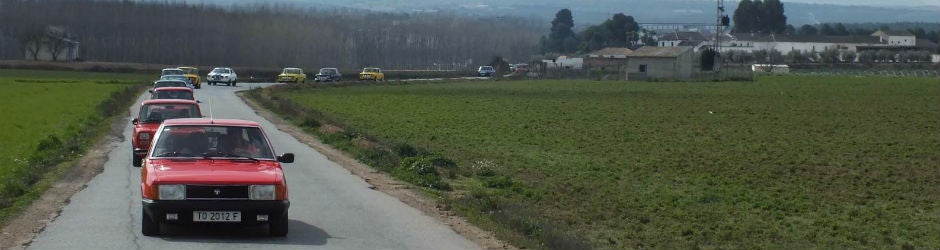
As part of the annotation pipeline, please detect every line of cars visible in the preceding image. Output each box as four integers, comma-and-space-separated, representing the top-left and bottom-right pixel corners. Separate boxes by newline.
476, 63, 529, 77
131, 69, 294, 237
275, 67, 386, 83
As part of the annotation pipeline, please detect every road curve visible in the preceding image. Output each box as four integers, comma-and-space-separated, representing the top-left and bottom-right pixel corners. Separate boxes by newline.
27, 83, 480, 250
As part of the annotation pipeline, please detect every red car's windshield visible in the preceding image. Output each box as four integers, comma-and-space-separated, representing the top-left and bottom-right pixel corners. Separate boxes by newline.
150, 125, 275, 159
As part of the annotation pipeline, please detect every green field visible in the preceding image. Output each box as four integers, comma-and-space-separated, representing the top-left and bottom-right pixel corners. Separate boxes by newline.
266, 76, 940, 249
0, 69, 147, 212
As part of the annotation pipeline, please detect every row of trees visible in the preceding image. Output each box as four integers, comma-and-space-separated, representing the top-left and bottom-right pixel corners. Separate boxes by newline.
540, 9, 641, 54
721, 49, 935, 64
732, 0, 787, 34
0, 0, 541, 69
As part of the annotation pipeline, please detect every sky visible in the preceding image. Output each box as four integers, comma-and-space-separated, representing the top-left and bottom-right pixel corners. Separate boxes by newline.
782, 0, 940, 7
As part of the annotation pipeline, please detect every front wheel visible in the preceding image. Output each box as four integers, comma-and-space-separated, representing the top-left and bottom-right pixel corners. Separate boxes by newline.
141, 208, 160, 236
270, 212, 288, 237
231, 81, 236, 86
132, 151, 142, 167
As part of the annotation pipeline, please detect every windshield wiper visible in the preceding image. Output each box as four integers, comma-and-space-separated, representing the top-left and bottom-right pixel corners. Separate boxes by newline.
201, 152, 260, 162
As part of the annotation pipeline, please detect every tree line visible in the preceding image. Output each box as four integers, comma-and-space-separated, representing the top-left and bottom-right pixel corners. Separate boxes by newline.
539, 9, 642, 54
0, 0, 542, 69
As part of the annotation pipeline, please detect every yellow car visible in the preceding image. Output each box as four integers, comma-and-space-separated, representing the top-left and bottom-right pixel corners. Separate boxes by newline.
359, 67, 385, 81
177, 67, 201, 89
277, 68, 307, 83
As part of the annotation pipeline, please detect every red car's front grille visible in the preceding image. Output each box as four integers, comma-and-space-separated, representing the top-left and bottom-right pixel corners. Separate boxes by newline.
185, 185, 249, 200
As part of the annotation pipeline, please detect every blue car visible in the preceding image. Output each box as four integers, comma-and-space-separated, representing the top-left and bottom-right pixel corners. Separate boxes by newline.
477, 66, 495, 77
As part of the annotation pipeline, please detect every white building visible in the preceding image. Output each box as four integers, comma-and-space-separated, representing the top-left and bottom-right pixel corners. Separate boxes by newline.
543, 56, 583, 69
717, 30, 921, 54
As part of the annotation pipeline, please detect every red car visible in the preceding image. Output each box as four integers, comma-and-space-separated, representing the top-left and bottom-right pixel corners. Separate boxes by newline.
139, 118, 294, 237
131, 99, 202, 167
150, 87, 195, 100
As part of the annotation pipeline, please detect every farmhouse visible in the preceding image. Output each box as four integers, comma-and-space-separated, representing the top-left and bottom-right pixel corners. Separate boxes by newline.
23, 27, 80, 62
584, 46, 693, 80
623, 46, 694, 80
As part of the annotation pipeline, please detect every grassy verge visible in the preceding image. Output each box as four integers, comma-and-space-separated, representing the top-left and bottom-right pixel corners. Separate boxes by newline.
248, 76, 940, 249
0, 69, 149, 224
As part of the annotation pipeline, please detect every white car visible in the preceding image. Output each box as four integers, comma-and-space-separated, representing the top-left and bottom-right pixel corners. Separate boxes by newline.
207, 67, 238, 86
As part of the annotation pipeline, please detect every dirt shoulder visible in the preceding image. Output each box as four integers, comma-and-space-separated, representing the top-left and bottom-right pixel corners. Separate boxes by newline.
0, 108, 129, 249
238, 92, 514, 250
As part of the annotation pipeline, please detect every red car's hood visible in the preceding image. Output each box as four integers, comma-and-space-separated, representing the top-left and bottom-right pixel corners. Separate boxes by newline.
149, 159, 282, 185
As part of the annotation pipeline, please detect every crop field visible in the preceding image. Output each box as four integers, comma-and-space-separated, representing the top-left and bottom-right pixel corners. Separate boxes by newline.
269, 76, 940, 249
0, 69, 146, 210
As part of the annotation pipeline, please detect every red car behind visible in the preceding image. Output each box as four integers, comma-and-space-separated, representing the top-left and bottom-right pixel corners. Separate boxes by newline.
131, 99, 202, 167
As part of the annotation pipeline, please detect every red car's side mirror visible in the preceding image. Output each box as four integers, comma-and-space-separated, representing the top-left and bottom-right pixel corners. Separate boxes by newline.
277, 153, 295, 164
131, 118, 139, 125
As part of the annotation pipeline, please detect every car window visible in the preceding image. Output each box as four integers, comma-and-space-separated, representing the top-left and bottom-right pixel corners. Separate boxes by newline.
320, 69, 336, 74
162, 69, 183, 76
139, 104, 200, 122
151, 125, 274, 159
154, 81, 187, 88
154, 91, 194, 100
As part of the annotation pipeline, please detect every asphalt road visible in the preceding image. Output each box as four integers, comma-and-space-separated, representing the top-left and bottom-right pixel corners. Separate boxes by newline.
27, 83, 480, 250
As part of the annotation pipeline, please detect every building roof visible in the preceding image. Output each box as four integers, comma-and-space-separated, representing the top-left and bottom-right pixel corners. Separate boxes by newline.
873, 30, 915, 37
627, 46, 692, 58
658, 32, 707, 42
590, 47, 633, 57
732, 34, 882, 44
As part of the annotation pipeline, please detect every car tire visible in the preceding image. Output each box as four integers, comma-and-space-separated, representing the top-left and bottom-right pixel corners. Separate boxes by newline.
141, 208, 160, 236
270, 212, 288, 237
231, 81, 236, 86
132, 151, 142, 167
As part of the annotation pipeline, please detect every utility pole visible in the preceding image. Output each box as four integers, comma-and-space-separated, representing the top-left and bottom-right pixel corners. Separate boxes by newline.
715, 0, 727, 72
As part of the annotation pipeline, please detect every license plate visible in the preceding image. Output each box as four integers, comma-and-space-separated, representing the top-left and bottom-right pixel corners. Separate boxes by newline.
193, 211, 241, 222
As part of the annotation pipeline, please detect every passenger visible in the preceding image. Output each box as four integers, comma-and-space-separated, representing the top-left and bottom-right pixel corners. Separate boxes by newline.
220, 127, 257, 157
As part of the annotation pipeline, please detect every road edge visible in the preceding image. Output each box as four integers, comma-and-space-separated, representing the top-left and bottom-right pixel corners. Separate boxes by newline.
0, 101, 131, 249
237, 91, 515, 250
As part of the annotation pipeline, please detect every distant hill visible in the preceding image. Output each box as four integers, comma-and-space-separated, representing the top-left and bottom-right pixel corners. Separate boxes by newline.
172, 0, 940, 27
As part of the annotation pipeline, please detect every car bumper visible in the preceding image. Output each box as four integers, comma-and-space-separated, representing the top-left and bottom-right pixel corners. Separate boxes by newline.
208, 76, 233, 82
142, 199, 289, 225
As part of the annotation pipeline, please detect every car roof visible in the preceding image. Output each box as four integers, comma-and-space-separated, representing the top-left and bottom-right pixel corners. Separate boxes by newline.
153, 87, 193, 92
141, 99, 199, 105
178, 66, 196, 69
284, 67, 301, 70
320, 67, 338, 70
212, 67, 232, 70
154, 80, 187, 83
162, 68, 182, 71
162, 118, 261, 127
